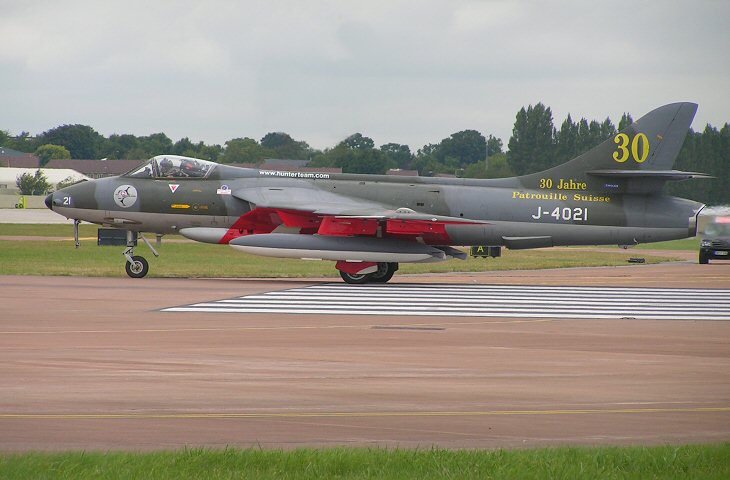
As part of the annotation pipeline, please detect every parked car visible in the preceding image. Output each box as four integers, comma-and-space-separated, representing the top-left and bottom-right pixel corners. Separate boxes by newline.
699, 218, 730, 264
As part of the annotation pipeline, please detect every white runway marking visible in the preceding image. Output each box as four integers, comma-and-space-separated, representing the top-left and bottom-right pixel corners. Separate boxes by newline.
162, 284, 730, 320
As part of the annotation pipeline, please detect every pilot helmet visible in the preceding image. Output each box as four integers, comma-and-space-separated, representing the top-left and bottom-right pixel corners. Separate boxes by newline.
159, 158, 173, 171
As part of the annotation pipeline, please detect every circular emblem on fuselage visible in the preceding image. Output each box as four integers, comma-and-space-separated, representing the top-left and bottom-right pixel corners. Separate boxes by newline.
114, 185, 138, 208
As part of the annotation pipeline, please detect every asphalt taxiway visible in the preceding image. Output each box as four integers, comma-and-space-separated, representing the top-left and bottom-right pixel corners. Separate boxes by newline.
1, 263, 729, 451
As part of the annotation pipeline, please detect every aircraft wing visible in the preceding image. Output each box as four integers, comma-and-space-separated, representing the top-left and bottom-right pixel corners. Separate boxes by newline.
228, 185, 486, 245
232, 186, 385, 215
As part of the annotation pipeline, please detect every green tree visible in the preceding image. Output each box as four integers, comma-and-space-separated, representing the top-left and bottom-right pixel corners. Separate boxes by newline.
310, 134, 392, 174
196, 142, 223, 161
411, 143, 444, 176
464, 152, 513, 179
260, 132, 311, 159
380, 143, 413, 169
463, 161, 487, 178
665, 123, 730, 205
411, 150, 450, 176
172, 137, 196, 156
553, 114, 616, 165
2, 131, 37, 153
34, 144, 71, 166
618, 112, 634, 131
339, 148, 390, 174
600, 117, 617, 139
507, 103, 555, 175
16, 169, 52, 195
575, 118, 614, 156
554, 114, 578, 164
487, 152, 513, 178
308, 149, 338, 169
437, 130, 486, 166
37, 124, 103, 159
124, 147, 150, 160
695, 124, 728, 205
487, 135, 503, 156
140, 133, 174, 157
221, 138, 274, 164
100, 134, 140, 159
342, 133, 375, 150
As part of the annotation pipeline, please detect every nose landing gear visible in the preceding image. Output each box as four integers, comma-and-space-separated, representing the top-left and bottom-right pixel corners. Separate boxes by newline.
122, 230, 159, 278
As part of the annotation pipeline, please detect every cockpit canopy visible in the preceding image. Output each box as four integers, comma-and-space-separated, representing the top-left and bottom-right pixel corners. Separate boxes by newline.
125, 155, 216, 179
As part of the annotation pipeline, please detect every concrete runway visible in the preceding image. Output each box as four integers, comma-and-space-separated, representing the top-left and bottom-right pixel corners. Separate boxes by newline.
1, 263, 729, 451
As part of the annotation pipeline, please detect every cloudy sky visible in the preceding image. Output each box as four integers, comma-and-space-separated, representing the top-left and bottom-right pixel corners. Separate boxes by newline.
2, 0, 728, 151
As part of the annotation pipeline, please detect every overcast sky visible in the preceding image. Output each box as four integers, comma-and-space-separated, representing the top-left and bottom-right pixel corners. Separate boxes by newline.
2, 0, 728, 152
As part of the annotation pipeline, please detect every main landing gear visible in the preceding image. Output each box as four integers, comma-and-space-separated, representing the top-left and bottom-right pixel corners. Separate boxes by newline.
338, 262, 398, 284
122, 230, 159, 278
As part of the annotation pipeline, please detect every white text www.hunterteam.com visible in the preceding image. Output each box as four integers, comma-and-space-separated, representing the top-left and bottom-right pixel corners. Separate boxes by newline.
258, 170, 331, 179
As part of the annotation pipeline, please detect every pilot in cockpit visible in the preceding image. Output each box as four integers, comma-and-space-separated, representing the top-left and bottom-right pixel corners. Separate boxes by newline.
159, 158, 175, 177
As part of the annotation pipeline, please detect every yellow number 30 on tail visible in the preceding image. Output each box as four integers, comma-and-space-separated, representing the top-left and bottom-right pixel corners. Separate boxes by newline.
613, 133, 650, 163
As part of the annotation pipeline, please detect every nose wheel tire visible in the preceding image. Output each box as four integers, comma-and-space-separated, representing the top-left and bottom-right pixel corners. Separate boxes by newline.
125, 255, 149, 278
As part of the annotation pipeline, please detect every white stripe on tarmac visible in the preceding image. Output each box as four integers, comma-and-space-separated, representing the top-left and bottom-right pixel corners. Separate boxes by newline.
162, 283, 730, 320
232, 295, 730, 307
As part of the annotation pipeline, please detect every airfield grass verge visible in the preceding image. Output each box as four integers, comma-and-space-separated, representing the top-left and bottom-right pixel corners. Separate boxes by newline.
0, 223, 682, 278
635, 237, 699, 250
2, 444, 730, 479
0, 223, 102, 237
0, 239, 678, 278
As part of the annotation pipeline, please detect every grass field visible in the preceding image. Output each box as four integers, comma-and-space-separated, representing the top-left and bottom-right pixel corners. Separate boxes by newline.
1, 444, 729, 479
635, 237, 700, 250
0, 223, 685, 277
0, 223, 102, 237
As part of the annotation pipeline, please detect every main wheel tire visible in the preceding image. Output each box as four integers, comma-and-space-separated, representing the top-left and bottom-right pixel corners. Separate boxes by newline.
125, 255, 149, 278
699, 252, 709, 264
339, 270, 371, 284
370, 262, 398, 283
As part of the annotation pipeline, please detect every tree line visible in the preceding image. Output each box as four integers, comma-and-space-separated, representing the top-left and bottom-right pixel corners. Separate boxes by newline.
2, 104, 728, 204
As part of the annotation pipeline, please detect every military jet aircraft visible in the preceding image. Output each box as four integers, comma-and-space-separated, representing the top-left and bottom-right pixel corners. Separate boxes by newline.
46, 102, 706, 283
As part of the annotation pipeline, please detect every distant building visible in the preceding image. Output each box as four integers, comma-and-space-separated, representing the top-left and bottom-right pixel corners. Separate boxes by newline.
0, 147, 40, 168
0, 168, 89, 194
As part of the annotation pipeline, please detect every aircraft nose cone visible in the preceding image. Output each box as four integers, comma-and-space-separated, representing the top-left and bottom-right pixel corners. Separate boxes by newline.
45, 193, 53, 210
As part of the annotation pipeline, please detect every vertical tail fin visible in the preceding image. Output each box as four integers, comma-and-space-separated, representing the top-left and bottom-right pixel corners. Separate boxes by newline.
518, 102, 702, 192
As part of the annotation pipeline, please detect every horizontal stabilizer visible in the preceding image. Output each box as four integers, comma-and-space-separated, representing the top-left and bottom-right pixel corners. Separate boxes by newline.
587, 169, 712, 181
